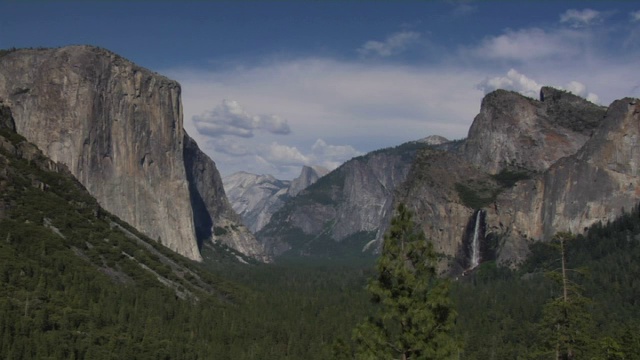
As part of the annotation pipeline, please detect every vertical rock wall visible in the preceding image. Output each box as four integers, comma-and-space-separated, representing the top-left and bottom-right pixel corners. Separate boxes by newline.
0, 46, 266, 262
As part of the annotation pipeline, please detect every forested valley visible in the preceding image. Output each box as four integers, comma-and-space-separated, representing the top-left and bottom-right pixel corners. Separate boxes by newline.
2, 125, 640, 359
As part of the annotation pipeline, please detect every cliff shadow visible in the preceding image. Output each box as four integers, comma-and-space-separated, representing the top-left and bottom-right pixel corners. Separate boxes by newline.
183, 143, 212, 251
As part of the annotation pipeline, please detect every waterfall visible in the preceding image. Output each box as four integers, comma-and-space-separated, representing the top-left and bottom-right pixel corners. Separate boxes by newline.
470, 210, 483, 269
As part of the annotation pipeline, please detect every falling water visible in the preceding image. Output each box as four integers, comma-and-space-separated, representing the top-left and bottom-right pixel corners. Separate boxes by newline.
470, 210, 483, 269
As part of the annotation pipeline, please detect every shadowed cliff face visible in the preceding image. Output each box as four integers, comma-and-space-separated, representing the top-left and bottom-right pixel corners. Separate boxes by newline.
183, 135, 269, 262
0, 46, 265, 262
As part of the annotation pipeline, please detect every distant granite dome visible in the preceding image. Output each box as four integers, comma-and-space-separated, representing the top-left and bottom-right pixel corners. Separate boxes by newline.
223, 165, 329, 233
416, 135, 449, 146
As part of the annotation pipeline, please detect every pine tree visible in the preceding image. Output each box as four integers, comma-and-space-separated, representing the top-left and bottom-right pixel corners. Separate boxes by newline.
353, 204, 459, 360
536, 232, 594, 360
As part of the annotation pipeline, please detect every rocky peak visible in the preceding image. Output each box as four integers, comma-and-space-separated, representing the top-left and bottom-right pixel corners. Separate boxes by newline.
223, 171, 290, 233
223, 165, 330, 234
288, 165, 329, 197
539, 86, 605, 133
416, 135, 449, 146
490, 96, 640, 265
461, 88, 606, 174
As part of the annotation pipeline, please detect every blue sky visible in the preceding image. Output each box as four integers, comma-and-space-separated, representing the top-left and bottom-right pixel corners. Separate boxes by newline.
2, 1, 640, 179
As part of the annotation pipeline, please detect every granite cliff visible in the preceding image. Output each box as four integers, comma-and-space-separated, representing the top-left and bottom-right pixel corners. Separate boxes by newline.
488, 96, 640, 265
0, 46, 266, 262
394, 88, 639, 271
256, 140, 438, 258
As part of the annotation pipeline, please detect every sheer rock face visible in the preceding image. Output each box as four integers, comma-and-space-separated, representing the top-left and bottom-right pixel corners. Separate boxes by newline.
393, 90, 638, 268
490, 98, 640, 264
183, 135, 268, 261
391, 149, 491, 257
0, 46, 265, 262
257, 147, 419, 257
461, 88, 606, 174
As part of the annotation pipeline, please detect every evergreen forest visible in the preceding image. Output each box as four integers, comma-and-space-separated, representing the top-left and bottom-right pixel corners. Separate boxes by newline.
2, 125, 640, 359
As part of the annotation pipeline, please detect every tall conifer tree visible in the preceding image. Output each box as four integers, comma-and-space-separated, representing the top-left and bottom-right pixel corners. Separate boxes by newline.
353, 204, 459, 359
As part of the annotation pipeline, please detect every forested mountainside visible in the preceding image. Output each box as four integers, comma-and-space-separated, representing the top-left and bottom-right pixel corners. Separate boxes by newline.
0, 45, 265, 262
0, 103, 372, 359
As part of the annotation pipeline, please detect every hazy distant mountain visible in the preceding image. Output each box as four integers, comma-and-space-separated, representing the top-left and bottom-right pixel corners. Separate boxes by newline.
223, 165, 329, 233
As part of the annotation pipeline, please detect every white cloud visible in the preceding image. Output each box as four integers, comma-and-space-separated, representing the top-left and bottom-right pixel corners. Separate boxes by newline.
631, 10, 640, 22
560, 9, 602, 27
472, 28, 583, 62
192, 99, 291, 138
477, 69, 542, 98
209, 137, 250, 156
564, 81, 599, 103
168, 18, 640, 179
258, 115, 291, 135
358, 31, 421, 57
261, 142, 310, 167
477, 70, 600, 104
311, 139, 362, 169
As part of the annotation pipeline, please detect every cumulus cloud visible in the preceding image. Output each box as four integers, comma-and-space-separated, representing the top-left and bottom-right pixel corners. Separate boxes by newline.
563, 81, 600, 103
631, 10, 640, 22
477, 70, 600, 103
208, 137, 250, 156
258, 142, 310, 167
311, 139, 362, 169
472, 28, 582, 62
252, 139, 362, 172
477, 69, 541, 98
193, 99, 291, 138
560, 9, 603, 27
358, 31, 421, 57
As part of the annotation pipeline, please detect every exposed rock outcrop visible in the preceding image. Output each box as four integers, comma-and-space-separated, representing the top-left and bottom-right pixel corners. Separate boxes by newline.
461, 87, 606, 174
489, 97, 640, 264
395, 89, 639, 270
287, 165, 329, 197
390, 149, 494, 259
0, 46, 265, 262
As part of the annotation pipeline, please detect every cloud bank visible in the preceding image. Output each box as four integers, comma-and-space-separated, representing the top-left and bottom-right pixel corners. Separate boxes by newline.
193, 99, 290, 138
167, 7, 640, 179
